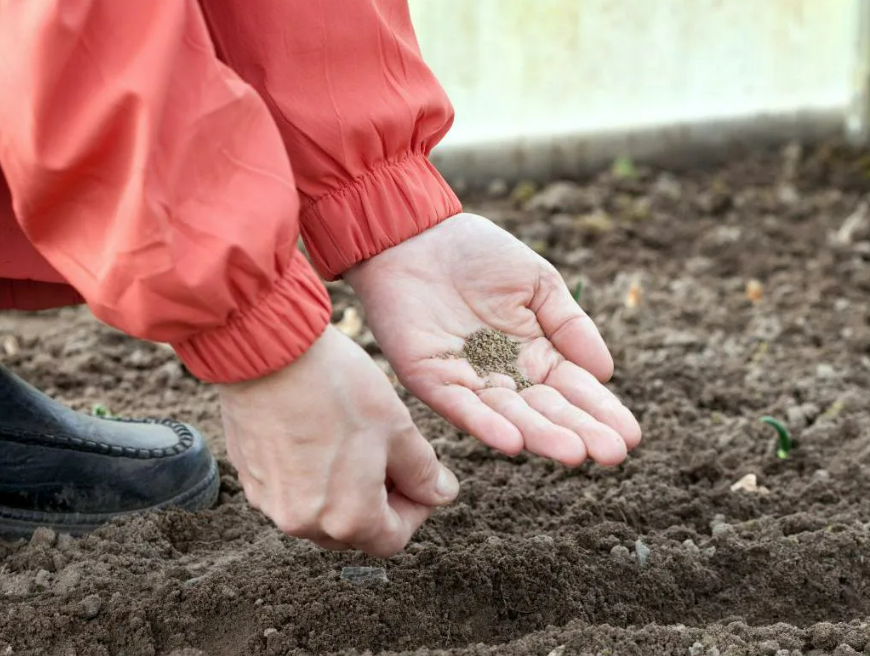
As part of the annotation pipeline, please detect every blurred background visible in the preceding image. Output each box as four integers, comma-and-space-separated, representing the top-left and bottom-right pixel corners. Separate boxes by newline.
408, 0, 869, 188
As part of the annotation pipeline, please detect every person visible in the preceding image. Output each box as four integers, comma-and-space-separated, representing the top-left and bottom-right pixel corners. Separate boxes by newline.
0, 1, 642, 558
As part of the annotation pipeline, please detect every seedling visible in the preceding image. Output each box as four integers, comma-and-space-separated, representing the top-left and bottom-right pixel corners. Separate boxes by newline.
91, 403, 115, 418
572, 280, 583, 302
760, 416, 793, 459
612, 155, 638, 180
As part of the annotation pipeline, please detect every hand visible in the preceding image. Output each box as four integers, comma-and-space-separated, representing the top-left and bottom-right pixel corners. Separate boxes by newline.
216, 325, 460, 557
346, 213, 641, 467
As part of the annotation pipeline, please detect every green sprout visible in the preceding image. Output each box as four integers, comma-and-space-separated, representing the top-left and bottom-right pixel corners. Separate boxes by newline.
760, 416, 792, 459
612, 155, 638, 180
572, 280, 583, 302
91, 403, 114, 418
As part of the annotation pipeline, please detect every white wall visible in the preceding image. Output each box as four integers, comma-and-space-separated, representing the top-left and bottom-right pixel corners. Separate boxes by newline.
408, 0, 865, 183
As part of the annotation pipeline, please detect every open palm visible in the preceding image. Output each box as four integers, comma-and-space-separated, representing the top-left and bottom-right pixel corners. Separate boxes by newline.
345, 213, 641, 466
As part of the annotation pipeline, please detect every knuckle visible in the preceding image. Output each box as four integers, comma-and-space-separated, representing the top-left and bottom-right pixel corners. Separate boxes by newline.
321, 513, 372, 545
271, 509, 315, 538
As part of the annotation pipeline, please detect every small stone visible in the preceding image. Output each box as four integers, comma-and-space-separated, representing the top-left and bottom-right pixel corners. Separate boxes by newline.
610, 545, 631, 561
758, 640, 780, 655
525, 181, 583, 213
531, 535, 554, 548
746, 279, 764, 303
702, 546, 716, 558
30, 526, 57, 548
814, 469, 831, 481
689, 642, 704, 656
79, 594, 102, 620
682, 539, 700, 554
712, 522, 734, 537
56, 533, 76, 552
263, 628, 278, 638
816, 363, 837, 379
485, 535, 502, 546
634, 540, 651, 567
254, 598, 264, 606
34, 569, 52, 589
730, 473, 759, 493
340, 567, 388, 585
547, 647, 566, 656
786, 405, 808, 428
833, 645, 860, 656
335, 307, 364, 339
1, 335, 19, 356
487, 178, 509, 198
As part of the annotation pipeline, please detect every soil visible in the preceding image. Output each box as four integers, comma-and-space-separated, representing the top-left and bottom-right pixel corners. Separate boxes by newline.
3, 140, 870, 655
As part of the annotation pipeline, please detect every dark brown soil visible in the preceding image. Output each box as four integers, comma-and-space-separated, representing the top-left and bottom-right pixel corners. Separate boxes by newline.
3, 140, 870, 656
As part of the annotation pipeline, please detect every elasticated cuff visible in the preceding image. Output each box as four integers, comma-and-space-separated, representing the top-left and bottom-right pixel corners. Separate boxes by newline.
299, 153, 462, 280
171, 249, 332, 384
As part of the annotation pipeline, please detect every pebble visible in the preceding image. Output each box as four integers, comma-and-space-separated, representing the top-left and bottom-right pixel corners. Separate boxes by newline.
531, 535, 555, 548
689, 642, 704, 656
56, 533, 75, 552
634, 540, 651, 567
34, 569, 51, 589
79, 594, 102, 620
682, 539, 700, 555
340, 567, 388, 585
815, 363, 837, 379
712, 522, 734, 537
610, 545, 631, 561
729, 473, 759, 493
487, 178, 509, 198
30, 527, 57, 548
833, 645, 860, 656
263, 628, 278, 638
786, 405, 808, 428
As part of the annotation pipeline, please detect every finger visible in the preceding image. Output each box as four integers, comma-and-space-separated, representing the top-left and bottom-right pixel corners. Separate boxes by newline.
386, 422, 460, 506
478, 387, 585, 466
533, 271, 614, 381
239, 477, 264, 510
423, 384, 524, 455
342, 490, 433, 559
309, 537, 353, 551
522, 385, 627, 466
546, 361, 642, 450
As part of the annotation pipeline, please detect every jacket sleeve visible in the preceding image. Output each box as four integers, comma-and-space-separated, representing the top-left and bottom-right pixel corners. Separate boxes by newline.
199, 0, 463, 281
0, 0, 331, 384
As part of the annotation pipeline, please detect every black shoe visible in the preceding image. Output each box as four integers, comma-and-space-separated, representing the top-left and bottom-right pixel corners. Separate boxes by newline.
0, 364, 219, 539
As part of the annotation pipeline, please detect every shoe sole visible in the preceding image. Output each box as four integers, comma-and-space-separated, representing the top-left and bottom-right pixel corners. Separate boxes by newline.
0, 457, 220, 540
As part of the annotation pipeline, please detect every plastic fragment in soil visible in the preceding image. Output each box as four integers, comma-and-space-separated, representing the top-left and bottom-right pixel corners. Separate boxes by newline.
340, 567, 388, 585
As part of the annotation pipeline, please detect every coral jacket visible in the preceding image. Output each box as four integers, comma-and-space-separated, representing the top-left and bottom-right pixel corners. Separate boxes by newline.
0, 0, 461, 383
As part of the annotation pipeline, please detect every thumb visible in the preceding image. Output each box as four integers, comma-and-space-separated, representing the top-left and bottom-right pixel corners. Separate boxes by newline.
387, 427, 460, 507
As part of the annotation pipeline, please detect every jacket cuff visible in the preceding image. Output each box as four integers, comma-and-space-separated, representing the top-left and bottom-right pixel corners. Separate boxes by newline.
300, 153, 462, 280
171, 249, 331, 384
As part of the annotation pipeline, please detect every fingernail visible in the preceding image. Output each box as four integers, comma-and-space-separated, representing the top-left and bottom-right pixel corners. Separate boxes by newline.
436, 464, 460, 501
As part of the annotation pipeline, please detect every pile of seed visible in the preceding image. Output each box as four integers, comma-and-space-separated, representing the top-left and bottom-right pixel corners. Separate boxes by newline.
443, 328, 532, 391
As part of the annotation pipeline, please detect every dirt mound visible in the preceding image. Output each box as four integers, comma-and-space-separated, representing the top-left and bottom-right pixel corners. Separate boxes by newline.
3, 140, 870, 656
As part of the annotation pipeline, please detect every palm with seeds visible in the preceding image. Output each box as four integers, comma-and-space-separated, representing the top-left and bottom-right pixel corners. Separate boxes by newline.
346, 213, 641, 466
